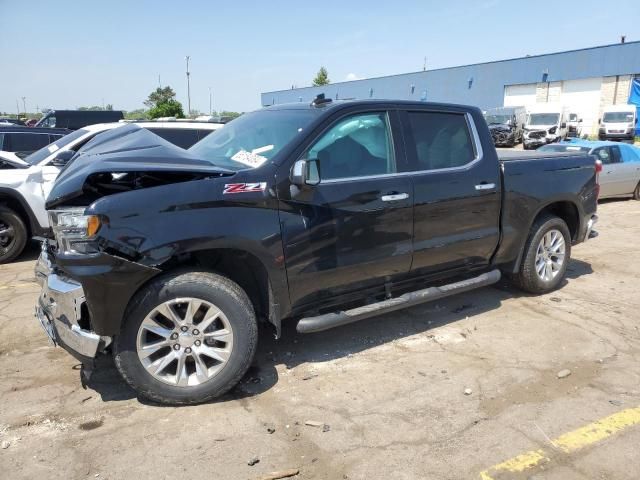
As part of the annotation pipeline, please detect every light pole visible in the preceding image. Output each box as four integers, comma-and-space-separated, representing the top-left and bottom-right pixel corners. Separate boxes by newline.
21, 97, 26, 115
209, 86, 213, 116
185, 56, 191, 116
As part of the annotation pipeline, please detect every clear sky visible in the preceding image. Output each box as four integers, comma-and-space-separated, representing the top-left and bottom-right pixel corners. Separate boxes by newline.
1, 0, 638, 115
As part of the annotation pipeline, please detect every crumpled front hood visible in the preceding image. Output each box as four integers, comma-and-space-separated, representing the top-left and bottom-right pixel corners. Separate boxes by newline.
488, 124, 513, 132
47, 124, 233, 208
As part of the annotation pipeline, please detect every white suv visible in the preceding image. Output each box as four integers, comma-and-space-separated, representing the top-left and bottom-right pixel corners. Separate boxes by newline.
0, 121, 223, 263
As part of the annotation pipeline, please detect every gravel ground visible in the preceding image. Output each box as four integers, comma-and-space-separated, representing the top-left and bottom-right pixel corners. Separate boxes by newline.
0, 199, 639, 480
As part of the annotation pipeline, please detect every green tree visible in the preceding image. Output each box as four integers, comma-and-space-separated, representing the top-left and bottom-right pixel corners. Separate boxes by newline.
148, 99, 184, 119
144, 86, 178, 109
124, 108, 150, 120
219, 111, 241, 120
312, 67, 330, 86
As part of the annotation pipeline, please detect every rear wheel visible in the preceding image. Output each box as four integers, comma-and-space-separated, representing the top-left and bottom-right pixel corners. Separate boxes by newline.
0, 206, 27, 264
634, 182, 640, 200
114, 271, 258, 405
511, 215, 571, 294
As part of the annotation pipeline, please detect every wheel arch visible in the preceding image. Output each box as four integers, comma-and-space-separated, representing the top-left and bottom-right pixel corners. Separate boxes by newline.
0, 188, 39, 237
508, 199, 581, 274
129, 247, 284, 338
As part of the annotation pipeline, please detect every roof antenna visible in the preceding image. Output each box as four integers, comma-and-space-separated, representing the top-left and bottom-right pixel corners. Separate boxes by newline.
311, 93, 332, 107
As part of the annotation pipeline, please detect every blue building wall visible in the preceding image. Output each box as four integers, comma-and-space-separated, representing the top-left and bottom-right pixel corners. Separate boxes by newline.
261, 41, 640, 109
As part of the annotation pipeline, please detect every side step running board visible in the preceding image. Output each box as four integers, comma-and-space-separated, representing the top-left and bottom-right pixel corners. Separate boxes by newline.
296, 269, 501, 334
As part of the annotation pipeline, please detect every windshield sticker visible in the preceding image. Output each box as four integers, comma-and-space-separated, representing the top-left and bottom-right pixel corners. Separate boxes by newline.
223, 182, 267, 194
231, 150, 269, 168
47, 144, 59, 153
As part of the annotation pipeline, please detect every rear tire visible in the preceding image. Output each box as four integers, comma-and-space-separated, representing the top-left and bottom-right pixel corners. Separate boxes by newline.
634, 182, 640, 200
0, 206, 28, 264
511, 215, 571, 294
114, 271, 258, 405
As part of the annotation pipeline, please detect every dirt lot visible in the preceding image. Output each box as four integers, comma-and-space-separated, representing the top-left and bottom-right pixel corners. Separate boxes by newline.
1, 200, 639, 480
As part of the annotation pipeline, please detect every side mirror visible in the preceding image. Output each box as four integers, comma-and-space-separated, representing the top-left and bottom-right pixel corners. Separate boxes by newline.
50, 150, 75, 166
290, 159, 320, 186
598, 118, 601, 124
560, 122, 567, 129
578, 118, 583, 123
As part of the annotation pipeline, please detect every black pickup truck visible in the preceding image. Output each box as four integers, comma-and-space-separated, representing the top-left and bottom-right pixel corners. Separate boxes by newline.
35, 98, 599, 404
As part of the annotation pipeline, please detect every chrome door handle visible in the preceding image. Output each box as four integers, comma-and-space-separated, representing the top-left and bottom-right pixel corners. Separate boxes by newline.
381, 193, 409, 202
475, 183, 496, 191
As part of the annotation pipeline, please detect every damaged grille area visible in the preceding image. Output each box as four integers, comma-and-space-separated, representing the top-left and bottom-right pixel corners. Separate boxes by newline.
527, 130, 546, 139
69, 170, 225, 205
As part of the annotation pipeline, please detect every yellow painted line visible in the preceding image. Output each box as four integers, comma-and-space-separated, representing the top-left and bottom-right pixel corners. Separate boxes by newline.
552, 405, 640, 453
479, 450, 548, 479
0, 282, 36, 290
480, 405, 640, 479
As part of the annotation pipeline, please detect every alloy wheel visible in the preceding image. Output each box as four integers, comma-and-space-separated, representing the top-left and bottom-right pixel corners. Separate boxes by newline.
136, 297, 234, 387
535, 229, 566, 282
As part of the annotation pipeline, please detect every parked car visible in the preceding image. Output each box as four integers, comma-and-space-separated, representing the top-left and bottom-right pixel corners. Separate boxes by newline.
0, 126, 70, 158
538, 139, 640, 199
566, 112, 583, 138
523, 104, 570, 150
0, 121, 223, 263
35, 97, 599, 404
484, 106, 526, 147
598, 104, 637, 142
35, 110, 125, 129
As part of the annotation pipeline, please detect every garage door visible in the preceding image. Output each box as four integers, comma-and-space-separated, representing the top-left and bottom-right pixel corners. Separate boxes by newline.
560, 77, 602, 137
504, 83, 537, 108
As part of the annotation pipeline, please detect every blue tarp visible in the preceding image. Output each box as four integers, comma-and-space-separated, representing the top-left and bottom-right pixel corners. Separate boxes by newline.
629, 78, 640, 136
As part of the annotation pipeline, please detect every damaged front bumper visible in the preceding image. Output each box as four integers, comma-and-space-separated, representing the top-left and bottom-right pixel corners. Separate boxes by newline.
34, 244, 111, 365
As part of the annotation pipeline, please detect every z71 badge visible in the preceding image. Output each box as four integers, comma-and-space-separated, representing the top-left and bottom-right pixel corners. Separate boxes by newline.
223, 182, 267, 194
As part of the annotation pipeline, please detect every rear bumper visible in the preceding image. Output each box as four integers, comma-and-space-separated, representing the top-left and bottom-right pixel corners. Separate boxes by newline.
581, 214, 598, 243
34, 247, 109, 363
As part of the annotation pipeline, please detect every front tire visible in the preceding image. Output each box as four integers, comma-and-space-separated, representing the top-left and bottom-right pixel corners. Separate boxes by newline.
0, 206, 28, 264
114, 271, 258, 405
511, 215, 571, 294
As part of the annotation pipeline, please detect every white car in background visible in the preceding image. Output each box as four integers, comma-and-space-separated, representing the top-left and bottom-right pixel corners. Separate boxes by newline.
0, 121, 223, 263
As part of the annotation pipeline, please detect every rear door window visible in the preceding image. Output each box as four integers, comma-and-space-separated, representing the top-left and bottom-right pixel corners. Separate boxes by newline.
609, 146, 622, 163
406, 111, 476, 171
6, 133, 52, 153
148, 128, 200, 149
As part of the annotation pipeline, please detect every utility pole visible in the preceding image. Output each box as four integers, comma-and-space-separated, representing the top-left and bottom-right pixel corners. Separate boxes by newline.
16, 99, 20, 117
423, 57, 427, 71
185, 56, 191, 116
158, 74, 162, 88
21, 97, 27, 115
209, 86, 213, 115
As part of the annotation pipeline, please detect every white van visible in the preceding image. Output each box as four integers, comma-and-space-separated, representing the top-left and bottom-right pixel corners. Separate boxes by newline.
523, 104, 569, 150
599, 104, 637, 142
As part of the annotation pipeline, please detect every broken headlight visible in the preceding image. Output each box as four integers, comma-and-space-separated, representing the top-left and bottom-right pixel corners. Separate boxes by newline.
49, 208, 102, 254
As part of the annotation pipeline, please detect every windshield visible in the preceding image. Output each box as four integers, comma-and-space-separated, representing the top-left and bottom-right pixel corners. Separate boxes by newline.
602, 112, 634, 123
22, 128, 89, 165
538, 144, 591, 153
528, 113, 559, 126
188, 109, 319, 170
484, 114, 512, 125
